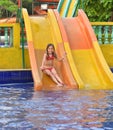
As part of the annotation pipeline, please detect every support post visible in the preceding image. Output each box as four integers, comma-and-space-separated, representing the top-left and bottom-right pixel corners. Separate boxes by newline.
19, 0, 25, 68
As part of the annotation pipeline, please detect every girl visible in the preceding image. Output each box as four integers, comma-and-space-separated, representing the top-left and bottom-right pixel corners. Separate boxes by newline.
40, 43, 66, 87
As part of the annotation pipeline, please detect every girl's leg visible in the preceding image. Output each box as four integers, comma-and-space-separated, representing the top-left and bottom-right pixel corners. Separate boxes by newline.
51, 68, 64, 85
43, 69, 63, 86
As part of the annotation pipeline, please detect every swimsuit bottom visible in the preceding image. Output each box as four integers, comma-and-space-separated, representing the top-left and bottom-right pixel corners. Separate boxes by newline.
42, 67, 53, 72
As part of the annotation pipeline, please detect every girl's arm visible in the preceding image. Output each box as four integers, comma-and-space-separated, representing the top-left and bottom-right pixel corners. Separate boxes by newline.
40, 53, 46, 70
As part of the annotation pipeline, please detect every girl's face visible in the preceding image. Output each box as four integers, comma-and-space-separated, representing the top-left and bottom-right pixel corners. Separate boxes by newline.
47, 45, 54, 54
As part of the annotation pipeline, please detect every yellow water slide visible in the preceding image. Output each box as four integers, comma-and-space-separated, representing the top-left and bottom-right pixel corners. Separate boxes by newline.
22, 8, 77, 91
54, 9, 113, 89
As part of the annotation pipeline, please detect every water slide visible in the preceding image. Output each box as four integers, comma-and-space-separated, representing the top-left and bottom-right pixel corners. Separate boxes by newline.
57, 0, 79, 17
54, 9, 113, 89
22, 8, 77, 91
22, 7, 113, 90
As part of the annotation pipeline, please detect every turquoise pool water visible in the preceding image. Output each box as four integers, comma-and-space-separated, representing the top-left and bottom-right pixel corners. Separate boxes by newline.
0, 84, 113, 129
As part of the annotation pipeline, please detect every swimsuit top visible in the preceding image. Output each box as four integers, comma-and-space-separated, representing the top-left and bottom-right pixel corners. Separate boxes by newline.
46, 55, 54, 60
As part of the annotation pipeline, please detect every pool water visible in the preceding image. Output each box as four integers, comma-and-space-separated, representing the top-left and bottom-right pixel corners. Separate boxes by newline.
0, 84, 113, 129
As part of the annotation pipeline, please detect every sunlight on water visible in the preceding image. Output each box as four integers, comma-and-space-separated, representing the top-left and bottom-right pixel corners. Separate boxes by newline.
0, 84, 113, 129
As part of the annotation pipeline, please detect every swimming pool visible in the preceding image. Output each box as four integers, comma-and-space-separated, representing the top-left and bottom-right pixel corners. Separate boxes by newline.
0, 84, 113, 129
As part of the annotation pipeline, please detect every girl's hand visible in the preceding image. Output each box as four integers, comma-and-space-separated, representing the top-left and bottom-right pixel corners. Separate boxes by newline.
40, 66, 44, 70
60, 52, 67, 61
63, 52, 67, 59
64, 52, 67, 56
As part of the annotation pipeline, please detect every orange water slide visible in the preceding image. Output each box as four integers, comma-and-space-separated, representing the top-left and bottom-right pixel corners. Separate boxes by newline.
54, 9, 113, 89
22, 8, 77, 91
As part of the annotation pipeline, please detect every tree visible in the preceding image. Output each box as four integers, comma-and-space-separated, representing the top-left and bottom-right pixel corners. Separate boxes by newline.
80, 0, 113, 22
0, 0, 18, 18
0, 0, 32, 18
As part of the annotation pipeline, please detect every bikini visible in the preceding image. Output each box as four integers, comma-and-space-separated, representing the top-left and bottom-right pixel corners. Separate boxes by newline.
46, 55, 54, 60
42, 55, 54, 72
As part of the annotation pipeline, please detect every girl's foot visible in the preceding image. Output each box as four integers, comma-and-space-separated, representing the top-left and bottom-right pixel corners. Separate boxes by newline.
61, 83, 66, 87
57, 83, 63, 87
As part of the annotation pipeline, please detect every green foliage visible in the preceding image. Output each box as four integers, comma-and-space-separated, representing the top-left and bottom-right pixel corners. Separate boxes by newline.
0, 0, 32, 18
79, 0, 113, 21
0, 0, 18, 18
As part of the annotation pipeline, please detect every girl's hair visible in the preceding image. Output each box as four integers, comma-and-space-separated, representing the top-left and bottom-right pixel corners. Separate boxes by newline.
46, 43, 57, 58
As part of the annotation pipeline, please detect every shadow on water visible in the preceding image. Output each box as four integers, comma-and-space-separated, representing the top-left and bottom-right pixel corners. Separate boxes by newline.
0, 84, 113, 129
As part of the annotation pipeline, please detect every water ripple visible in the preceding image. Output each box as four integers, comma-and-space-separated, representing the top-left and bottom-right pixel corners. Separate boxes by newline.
0, 86, 113, 129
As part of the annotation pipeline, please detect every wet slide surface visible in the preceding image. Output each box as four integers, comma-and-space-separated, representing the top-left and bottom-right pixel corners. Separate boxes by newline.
54, 10, 113, 89
22, 8, 77, 91
63, 18, 105, 89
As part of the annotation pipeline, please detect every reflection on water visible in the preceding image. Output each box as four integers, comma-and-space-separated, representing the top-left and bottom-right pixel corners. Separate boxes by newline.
0, 84, 113, 129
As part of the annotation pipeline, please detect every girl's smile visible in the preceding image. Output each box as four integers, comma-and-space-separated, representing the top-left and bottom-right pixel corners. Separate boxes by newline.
48, 46, 54, 54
